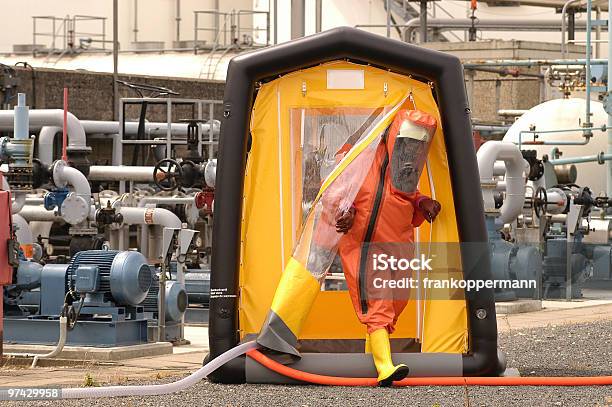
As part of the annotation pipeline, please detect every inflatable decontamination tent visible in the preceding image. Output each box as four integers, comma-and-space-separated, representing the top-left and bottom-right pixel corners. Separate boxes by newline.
208, 27, 501, 383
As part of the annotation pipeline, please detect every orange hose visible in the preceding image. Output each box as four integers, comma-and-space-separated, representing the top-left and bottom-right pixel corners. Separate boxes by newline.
246, 349, 612, 386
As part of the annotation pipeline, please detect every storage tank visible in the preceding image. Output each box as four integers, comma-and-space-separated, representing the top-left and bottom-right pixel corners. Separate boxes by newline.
503, 98, 608, 195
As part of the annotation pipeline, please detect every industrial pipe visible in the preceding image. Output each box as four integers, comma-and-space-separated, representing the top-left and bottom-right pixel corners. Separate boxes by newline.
561, 0, 583, 58
403, 18, 591, 43
18, 205, 62, 222
1, 174, 26, 213
88, 166, 155, 182
608, 0, 612, 195
14, 93, 28, 141
80, 120, 220, 136
477, 141, 527, 226
50, 160, 92, 225
12, 213, 33, 258
0, 109, 87, 151
473, 125, 511, 133
119, 206, 182, 229
498, 110, 528, 117
38, 121, 219, 166
549, 152, 612, 166
12, 192, 25, 213
493, 162, 506, 176
585, 0, 593, 132
463, 66, 543, 78
53, 161, 91, 205
515, 126, 606, 149
38, 126, 61, 165
118, 206, 182, 261
137, 196, 195, 208
464, 59, 608, 68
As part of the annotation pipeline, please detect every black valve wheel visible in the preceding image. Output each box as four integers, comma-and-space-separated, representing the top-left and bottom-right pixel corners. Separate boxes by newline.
154, 158, 183, 191
533, 187, 548, 218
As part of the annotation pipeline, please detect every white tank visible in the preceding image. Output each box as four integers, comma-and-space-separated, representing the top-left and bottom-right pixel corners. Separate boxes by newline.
503, 98, 608, 195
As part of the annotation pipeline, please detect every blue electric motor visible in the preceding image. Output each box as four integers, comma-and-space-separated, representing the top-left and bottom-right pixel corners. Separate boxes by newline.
66, 250, 152, 306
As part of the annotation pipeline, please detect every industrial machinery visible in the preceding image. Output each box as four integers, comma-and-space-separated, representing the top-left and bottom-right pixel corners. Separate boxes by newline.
4, 250, 152, 346
0, 92, 213, 350
479, 140, 612, 300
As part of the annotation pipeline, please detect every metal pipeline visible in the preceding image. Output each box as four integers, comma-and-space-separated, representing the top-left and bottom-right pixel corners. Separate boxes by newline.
1, 174, 27, 213
88, 166, 155, 182
515, 126, 606, 149
561, 0, 584, 58
549, 152, 612, 165
585, 0, 593, 131
12, 213, 32, 242
473, 125, 511, 133
38, 120, 219, 166
38, 126, 61, 165
53, 161, 92, 206
477, 142, 527, 226
119, 206, 182, 229
607, 0, 612, 195
18, 205, 62, 222
11, 192, 26, 213
464, 59, 608, 68
493, 162, 506, 176
403, 18, 589, 42
498, 109, 528, 117
463, 66, 543, 78
13, 93, 29, 141
79, 120, 220, 136
137, 196, 195, 208
0, 109, 87, 151
119, 206, 182, 259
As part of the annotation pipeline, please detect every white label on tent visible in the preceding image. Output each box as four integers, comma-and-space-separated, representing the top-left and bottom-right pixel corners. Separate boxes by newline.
326, 69, 365, 90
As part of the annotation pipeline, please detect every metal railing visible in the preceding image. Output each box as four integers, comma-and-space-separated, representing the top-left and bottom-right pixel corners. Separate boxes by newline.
32, 15, 108, 54
194, 9, 270, 49
117, 96, 222, 193
360, 0, 461, 43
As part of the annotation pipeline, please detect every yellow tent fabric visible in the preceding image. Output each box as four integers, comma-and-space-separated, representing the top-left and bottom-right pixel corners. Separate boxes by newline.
240, 60, 468, 353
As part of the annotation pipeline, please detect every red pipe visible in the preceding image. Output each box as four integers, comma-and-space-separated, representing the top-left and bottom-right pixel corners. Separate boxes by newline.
246, 349, 612, 386
62, 87, 68, 162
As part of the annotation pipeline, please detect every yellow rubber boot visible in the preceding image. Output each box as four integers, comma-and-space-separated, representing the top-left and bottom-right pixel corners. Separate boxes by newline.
369, 329, 410, 386
364, 333, 371, 354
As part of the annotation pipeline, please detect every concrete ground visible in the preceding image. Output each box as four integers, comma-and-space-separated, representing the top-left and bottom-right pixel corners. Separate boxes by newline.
0, 326, 209, 387
1, 300, 611, 405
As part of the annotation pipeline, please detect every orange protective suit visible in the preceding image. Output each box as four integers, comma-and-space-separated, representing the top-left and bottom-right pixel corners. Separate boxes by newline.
338, 109, 437, 334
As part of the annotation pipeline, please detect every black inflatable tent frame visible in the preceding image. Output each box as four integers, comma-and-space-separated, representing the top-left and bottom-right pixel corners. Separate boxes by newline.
208, 26, 499, 384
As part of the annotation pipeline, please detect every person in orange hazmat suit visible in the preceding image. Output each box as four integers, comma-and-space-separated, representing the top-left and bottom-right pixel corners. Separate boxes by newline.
334, 109, 441, 386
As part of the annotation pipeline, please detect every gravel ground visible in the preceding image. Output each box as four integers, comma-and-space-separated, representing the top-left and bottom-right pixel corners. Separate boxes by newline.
4, 320, 612, 407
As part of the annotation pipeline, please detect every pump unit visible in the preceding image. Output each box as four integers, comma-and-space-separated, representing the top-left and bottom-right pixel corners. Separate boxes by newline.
3, 250, 154, 346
